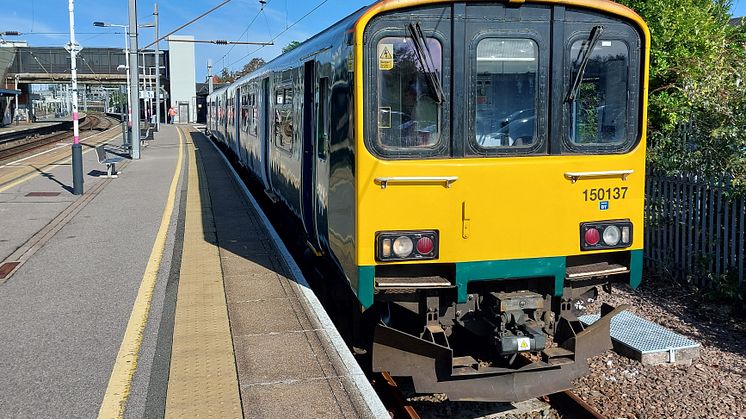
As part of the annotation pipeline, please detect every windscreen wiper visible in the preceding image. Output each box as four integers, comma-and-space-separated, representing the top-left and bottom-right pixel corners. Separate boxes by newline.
566, 25, 604, 102
408, 22, 444, 104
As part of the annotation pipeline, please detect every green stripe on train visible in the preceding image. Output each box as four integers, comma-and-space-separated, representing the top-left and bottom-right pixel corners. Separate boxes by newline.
357, 249, 643, 307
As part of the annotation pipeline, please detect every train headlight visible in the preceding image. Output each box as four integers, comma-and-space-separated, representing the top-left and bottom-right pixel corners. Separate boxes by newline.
392, 236, 414, 258
580, 221, 632, 250
376, 230, 439, 261
602, 225, 621, 246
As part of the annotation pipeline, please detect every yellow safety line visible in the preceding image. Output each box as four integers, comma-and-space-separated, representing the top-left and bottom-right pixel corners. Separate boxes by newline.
97, 127, 184, 419
0, 134, 117, 193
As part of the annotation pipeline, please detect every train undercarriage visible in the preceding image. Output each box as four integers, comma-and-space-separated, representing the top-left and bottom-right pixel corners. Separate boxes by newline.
368, 270, 629, 402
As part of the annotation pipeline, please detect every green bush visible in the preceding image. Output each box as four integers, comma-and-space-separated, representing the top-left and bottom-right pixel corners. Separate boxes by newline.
619, 0, 746, 182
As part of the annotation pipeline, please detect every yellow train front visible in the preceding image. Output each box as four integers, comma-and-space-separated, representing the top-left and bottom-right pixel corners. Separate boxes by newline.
206, 0, 649, 402
354, 0, 648, 401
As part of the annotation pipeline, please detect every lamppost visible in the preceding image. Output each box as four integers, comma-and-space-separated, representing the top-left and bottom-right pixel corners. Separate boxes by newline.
93, 22, 132, 140
93, 20, 153, 156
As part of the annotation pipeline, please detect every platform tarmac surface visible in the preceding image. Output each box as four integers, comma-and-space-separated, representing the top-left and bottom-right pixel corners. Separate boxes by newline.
0, 124, 386, 418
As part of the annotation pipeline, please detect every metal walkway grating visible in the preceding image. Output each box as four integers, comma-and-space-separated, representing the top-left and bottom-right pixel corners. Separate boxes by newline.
579, 311, 700, 360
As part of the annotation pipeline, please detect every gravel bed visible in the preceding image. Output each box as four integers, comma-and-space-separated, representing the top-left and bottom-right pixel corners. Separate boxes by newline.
574, 277, 746, 418
401, 276, 745, 418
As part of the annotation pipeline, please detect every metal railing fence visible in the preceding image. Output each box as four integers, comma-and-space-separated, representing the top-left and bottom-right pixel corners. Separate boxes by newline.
645, 171, 745, 294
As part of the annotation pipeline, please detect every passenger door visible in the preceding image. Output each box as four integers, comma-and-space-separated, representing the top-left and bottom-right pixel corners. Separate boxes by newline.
302, 61, 322, 253
259, 78, 271, 191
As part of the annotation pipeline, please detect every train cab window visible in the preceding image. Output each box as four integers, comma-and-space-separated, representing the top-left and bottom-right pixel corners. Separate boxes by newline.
375, 36, 443, 151
566, 38, 632, 149
473, 38, 539, 150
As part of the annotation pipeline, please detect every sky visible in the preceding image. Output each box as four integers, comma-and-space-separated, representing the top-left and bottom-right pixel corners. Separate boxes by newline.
2, 0, 746, 82
1, 0, 372, 81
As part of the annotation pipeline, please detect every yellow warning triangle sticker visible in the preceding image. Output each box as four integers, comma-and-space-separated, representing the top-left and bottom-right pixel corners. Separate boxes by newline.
380, 47, 392, 60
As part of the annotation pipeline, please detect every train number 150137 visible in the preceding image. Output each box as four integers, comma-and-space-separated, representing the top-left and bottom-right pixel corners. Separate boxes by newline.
583, 187, 628, 201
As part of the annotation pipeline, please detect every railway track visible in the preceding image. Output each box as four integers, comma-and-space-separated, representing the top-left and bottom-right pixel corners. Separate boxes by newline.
545, 390, 606, 419
0, 115, 118, 162
374, 370, 606, 419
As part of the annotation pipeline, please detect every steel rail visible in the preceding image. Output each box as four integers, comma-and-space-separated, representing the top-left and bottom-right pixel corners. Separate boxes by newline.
0, 115, 116, 162
371, 372, 420, 419
546, 390, 606, 419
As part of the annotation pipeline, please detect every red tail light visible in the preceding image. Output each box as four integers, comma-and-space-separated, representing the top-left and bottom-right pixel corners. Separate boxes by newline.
584, 227, 600, 246
416, 237, 434, 255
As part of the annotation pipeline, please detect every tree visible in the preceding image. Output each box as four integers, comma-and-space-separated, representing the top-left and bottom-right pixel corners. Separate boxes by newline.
282, 40, 302, 53
217, 67, 236, 83
237, 58, 266, 78
618, 0, 746, 180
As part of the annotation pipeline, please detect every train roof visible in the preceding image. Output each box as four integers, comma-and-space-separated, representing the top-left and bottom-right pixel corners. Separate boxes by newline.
209, 3, 371, 97
208, 0, 646, 97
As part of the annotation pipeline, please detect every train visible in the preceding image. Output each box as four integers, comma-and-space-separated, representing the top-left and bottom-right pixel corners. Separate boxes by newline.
206, 0, 649, 402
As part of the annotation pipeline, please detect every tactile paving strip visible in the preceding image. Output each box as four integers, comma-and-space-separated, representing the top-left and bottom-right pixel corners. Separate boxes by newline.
165, 135, 242, 418
579, 311, 700, 354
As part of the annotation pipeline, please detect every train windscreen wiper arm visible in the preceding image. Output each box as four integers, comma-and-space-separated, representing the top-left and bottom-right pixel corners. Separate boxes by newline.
408, 22, 444, 104
567, 25, 604, 102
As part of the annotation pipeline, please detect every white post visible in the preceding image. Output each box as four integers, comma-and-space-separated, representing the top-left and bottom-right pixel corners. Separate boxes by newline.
13, 75, 19, 124
67, 0, 84, 194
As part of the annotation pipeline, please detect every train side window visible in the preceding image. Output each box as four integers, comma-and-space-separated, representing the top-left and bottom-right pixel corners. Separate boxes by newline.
472, 38, 539, 150
375, 36, 442, 151
566, 39, 630, 148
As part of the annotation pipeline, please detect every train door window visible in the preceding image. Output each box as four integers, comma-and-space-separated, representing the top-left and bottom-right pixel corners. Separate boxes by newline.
317, 77, 329, 159
274, 86, 293, 152
249, 93, 259, 135
375, 36, 444, 152
250, 91, 258, 136
565, 38, 632, 150
241, 88, 249, 133
471, 38, 540, 151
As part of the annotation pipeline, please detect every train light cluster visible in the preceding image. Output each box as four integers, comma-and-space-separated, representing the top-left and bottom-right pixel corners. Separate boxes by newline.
377, 230, 439, 261
581, 221, 632, 250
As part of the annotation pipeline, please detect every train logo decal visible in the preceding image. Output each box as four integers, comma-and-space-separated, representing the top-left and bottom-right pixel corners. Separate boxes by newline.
600, 201, 609, 210
378, 44, 393, 70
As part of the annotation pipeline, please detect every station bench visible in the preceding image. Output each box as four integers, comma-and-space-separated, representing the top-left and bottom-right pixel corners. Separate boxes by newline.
95, 144, 124, 178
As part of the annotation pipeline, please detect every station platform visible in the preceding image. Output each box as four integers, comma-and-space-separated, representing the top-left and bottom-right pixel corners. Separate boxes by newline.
0, 120, 68, 138
0, 125, 387, 418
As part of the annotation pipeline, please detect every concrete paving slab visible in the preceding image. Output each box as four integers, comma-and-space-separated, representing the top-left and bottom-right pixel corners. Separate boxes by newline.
224, 273, 289, 302
233, 331, 331, 385
240, 377, 362, 419
219, 250, 282, 277
228, 298, 312, 335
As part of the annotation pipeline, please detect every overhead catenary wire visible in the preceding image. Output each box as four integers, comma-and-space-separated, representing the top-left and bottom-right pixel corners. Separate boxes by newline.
227, 0, 330, 68
170, 39, 273, 45
142, 0, 233, 49
217, 0, 275, 67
